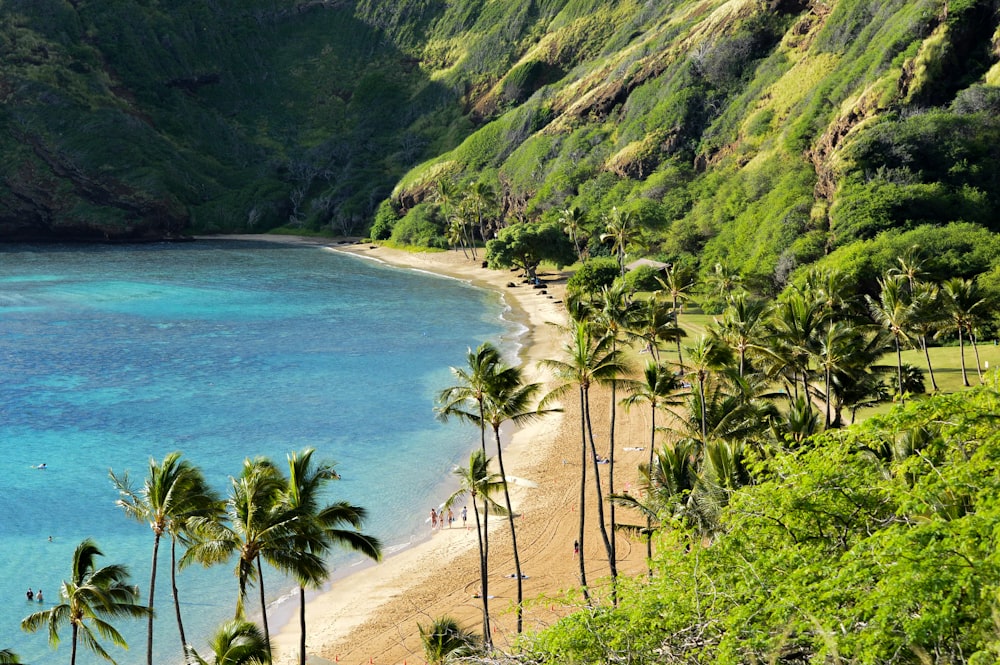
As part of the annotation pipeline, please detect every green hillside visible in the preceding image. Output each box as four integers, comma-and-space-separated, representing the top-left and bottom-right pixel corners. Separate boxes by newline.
2, 0, 1000, 287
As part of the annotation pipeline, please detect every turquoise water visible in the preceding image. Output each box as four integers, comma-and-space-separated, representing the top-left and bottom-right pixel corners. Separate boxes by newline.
0, 241, 519, 663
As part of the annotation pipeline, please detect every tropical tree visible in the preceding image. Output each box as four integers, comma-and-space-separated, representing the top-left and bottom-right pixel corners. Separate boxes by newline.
615, 439, 701, 536
656, 263, 697, 366
559, 206, 587, 262
711, 292, 770, 378
21, 539, 149, 665
465, 181, 496, 244
443, 449, 506, 648
110, 451, 220, 662
765, 290, 827, 400
541, 322, 627, 601
418, 616, 480, 665
909, 280, 942, 391
183, 457, 306, 659
684, 335, 735, 442
812, 321, 856, 428
437, 343, 505, 455
0, 649, 20, 664
619, 361, 687, 568
479, 365, 550, 632
282, 449, 382, 665
485, 220, 577, 281
599, 207, 635, 277
184, 619, 268, 665
940, 277, 988, 386
590, 283, 642, 592
630, 292, 684, 360
867, 276, 915, 401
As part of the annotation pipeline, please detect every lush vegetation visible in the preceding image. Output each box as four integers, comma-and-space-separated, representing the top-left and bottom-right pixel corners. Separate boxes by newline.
418, 245, 1000, 664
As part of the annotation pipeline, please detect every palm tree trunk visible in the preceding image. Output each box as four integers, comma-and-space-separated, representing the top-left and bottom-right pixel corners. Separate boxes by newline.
585, 394, 617, 597
577, 386, 590, 603
673, 296, 683, 367
972, 331, 983, 381
921, 336, 939, 391
959, 329, 969, 386
478, 401, 487, 454
895, 337, 904, 403
472, 494, 491, 647
147, 532, 160, 665
825, 366, 832, 429
607, 379, 618, 605
492, 426, 524, 633
646, 404, 656, 578
256, 556, 271, 659
299, 586, 307, 665
170, 537, 187, 653
698, 376, 707, 442
71, 623, 79, 665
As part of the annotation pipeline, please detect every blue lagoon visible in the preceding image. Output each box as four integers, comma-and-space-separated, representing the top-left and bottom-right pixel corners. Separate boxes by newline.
0, 240, 518, 663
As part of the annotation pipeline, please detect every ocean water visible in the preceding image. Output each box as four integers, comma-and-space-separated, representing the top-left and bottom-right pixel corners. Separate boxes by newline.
0, 240, 520, 664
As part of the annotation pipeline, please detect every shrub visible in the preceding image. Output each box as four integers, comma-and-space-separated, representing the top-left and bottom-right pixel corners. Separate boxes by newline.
566, 257, 619, 297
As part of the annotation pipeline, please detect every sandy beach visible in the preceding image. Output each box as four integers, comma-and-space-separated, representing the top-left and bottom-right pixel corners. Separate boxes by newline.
258, 241, 653, 665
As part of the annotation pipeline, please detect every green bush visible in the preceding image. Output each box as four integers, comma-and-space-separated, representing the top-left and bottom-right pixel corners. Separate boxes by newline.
566, 257, 620, 297
369, 199, 398, 240
620, 263, 662, 293
389, 203, 447, 247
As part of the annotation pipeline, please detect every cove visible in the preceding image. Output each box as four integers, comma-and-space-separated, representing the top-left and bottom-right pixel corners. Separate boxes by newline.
0, 240, 517, 664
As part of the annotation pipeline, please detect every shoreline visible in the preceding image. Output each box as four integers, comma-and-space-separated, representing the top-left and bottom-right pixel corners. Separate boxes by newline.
218, 237, 651, 665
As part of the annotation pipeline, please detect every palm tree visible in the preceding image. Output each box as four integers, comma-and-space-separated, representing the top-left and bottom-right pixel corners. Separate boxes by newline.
184, 619, 268, 665
599, 207, 634, 277
541, 321, 627, 601
437, 343, 506, 455
183, 457, 303, 659
630, 292, 684, 360
559, 206, 587, 262
909, 280, 942, 392
656, 263, 697, 366
110, 452, 220, 662
0, 650, 20, 664
591, 283, 641, 598
765, 291, 827, 401
21, 539, 149, 665
418, 616, 480, 665
444, 449, 506, 648
887, 245, 928, 293
712, 292, 770, 378
478, 362, 552, 632
940, 277, 988, 386
282, 449, 382, 665
704, 261, 743, 302
868, 276, 915, 401
815, 321, 860, 428
684, 335, 735, 442
465, 181, 497, 244
619, 361, 686, 570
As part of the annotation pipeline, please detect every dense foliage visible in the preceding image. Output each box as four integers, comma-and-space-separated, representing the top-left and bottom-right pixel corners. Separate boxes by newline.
521, 386, 1000, 664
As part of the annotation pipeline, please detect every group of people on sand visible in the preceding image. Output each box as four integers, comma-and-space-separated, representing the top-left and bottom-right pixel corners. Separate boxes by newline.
26, 588, 42, 603
429, 505, 467, 530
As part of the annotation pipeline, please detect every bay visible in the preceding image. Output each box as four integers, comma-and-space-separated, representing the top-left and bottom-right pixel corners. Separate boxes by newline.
0, 240, 519, 663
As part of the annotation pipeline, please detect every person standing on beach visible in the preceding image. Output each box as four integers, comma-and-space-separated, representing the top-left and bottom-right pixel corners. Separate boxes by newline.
448, 508, 454, 528
430, 508, 438, 529
462, 505, 467, 527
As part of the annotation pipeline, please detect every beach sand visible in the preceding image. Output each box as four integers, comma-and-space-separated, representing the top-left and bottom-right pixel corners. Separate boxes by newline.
261, 241, 654, 665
